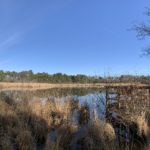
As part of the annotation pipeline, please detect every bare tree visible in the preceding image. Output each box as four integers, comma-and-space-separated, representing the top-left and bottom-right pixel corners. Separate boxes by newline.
134, 8, 150, 55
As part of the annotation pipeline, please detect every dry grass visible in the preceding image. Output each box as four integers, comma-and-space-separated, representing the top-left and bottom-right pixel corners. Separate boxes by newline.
43, 99, 72, 127
84, 120, 116, 150
45, 124, 77, 150
45, 120, 116, 150
0, 91, 150, 150
16, 130, 34, 150
146, 111, 150, 127
79, 103, 90, 125
0, 135, 14, 150
0, 82, 147, 91
137, 113, 149, 136
0, 95, 49, 149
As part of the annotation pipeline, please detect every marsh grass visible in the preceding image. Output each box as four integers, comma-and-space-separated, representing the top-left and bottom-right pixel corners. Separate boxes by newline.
0, 95, 49, 150
0, 88, 150, 150
83, 120, 116, 150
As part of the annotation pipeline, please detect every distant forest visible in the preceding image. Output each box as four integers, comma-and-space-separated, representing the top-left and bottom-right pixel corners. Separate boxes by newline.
0, 70, 150, 84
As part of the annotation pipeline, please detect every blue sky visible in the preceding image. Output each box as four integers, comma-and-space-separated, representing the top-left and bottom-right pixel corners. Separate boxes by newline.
0, 0, 150, 76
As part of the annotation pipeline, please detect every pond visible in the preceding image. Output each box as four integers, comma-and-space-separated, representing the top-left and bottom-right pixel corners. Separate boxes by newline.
0, 88, 108, 120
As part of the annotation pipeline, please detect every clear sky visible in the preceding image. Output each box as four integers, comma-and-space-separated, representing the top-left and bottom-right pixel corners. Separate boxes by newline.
0, 0, 150, 76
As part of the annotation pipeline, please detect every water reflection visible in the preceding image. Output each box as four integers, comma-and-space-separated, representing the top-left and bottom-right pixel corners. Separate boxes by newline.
0, 88, 106, 120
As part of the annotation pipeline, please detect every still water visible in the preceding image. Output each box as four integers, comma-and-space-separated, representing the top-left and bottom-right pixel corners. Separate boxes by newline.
0, 88, 107, 120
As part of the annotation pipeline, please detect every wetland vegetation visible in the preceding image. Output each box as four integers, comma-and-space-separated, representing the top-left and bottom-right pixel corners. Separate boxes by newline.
0, 87, 150, 150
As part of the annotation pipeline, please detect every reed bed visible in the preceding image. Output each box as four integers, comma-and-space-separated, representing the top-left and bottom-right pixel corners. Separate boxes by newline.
0, 90, 150, 150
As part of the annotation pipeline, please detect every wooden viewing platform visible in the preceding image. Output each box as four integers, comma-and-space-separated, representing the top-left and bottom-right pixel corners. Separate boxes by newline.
105, 84, 150, 121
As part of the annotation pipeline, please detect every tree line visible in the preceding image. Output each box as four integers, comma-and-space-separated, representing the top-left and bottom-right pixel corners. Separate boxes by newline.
0, 70, 100, 83
0, 70, 150, 84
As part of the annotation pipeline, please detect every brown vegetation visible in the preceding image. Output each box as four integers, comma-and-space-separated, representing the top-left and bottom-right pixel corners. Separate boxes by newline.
0, 82, 148, 91
0, 89, 150, 150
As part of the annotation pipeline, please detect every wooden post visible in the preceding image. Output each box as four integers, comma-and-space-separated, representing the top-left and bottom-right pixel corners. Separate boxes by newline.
105, 87, 109, 117
117, 88, 120, 109
149, 88, 150, 108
